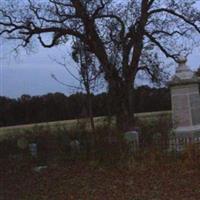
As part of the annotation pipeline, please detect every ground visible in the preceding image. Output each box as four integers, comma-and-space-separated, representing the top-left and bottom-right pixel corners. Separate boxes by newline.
1, 158, 200, 200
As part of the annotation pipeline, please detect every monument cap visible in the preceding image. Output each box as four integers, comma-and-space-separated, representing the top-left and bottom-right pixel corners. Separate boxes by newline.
177, 55, 187, 64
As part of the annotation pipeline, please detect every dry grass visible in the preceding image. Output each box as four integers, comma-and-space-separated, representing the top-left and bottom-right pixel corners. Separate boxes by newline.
0, 111, 171, 140
1, 156, 200, 200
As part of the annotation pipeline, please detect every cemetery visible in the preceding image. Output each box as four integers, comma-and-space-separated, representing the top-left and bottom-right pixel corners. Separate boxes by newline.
1, 0, 200, 199
1, 57, 200, 199
1, 56, 200, 155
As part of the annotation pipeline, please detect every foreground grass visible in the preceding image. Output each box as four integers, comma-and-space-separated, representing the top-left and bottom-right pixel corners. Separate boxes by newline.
1, 157, 200, 200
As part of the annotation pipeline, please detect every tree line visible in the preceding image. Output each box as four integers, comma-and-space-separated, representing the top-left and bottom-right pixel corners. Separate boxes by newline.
0, 0, 199, 130
0, 86, 170, 127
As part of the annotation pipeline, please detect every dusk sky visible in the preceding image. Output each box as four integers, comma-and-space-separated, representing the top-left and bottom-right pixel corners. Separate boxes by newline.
0, 2, 200, 98
1, 40, 199, 98
1, 42, 82, 98
0, 0, 200, 99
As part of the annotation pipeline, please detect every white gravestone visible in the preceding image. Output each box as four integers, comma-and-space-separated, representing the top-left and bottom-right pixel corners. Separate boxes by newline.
124, 131, 139, 152
169, 56, 200, 140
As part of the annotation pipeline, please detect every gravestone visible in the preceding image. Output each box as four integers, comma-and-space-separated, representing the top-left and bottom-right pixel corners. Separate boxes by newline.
169, 56, 200, 144
70, 140, 80, 154
29, 143, 38, 157
124, 130, 139, 152
124, 131, 139, 143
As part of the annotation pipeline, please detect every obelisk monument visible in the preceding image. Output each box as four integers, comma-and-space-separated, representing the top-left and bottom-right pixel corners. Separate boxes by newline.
169, 56, 200, 138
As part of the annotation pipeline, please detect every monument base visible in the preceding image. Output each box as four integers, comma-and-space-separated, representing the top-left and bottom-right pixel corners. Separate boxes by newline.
169, 126, 200, 152
174, 125, 200, 137
168, 56, 200, 151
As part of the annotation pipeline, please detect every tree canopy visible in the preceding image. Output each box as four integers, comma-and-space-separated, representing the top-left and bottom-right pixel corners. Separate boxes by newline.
0, 87, 171, 127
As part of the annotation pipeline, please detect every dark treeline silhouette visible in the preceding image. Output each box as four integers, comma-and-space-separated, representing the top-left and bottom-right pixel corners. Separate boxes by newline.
0, 86, 171, 127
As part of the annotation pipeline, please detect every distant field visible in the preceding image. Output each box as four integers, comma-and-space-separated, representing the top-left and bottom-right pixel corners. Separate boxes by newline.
0, 111, 171, 140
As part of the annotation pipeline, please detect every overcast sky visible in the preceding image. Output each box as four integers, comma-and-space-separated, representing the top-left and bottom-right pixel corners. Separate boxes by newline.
0, 42, 82, 98
1, 39, 200, 99
0, 0, 200, 99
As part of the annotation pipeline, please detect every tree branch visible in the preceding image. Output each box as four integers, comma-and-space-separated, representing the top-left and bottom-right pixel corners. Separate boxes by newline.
94, 14, 125, 38
28, 0, 78, 24
149, 8, 200, 34
145, 31, 178, 60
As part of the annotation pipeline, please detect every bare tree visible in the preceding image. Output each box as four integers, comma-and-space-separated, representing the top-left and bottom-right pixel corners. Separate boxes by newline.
73, 40, 102, 134
53, 40, 102, 133
0, 0, 200, 130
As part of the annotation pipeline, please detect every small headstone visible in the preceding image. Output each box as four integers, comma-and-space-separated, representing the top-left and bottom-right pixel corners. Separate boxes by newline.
124, 130, 139, 152
124, 131, 139, 143
70, 140, 80, 153
29, 143, 38, 157
33, 165, 48, 173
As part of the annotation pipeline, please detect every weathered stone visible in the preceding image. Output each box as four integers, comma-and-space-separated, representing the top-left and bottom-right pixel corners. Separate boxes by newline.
172, 95, 189, 110
70, 140, 80, 154
190, 94, 200, 108
124, 131, 139, 152
173, 108, 191, 127
29, 143, 38, 157
191, 108, 200, 125
169, 56, 200, 142
124, 131, 139, 142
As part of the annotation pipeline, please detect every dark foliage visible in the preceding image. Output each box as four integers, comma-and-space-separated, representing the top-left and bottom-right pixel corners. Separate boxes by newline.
0, 86, 171, 127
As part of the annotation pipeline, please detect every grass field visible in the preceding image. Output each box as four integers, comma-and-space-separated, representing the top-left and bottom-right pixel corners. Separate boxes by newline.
0, 111, 171, 140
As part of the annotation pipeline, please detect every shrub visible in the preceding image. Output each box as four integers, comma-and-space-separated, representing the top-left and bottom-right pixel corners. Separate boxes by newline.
137, 115, 172, 150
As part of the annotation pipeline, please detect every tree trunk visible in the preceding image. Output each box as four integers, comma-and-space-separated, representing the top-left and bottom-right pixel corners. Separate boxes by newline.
85, 84, 96, 139
109, 80, 135, 131
87, 93, 95, 133
127, 81, 135, 128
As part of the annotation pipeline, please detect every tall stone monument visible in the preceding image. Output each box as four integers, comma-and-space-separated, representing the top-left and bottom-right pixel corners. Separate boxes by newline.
169, 56, 200, 138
